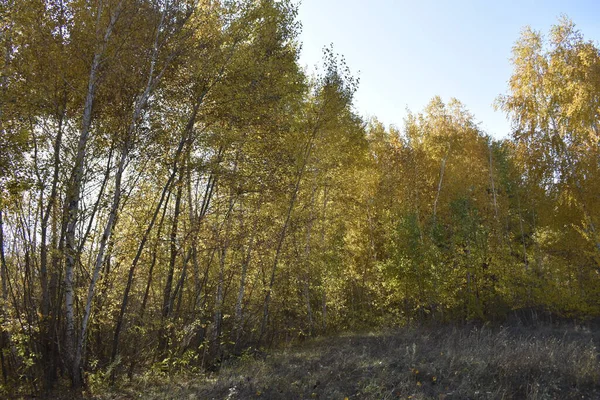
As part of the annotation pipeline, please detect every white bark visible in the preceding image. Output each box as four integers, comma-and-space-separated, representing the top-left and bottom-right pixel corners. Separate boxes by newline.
64, 2, 123, 386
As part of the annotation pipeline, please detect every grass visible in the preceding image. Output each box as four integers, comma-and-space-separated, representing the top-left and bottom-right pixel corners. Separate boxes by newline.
96, 322, 600, 399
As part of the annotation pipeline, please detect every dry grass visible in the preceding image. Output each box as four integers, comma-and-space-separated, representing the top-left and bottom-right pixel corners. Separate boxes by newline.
98, 323, 600, 399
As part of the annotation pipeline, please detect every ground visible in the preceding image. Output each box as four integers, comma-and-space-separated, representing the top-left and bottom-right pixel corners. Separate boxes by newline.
96, 322, 600, 399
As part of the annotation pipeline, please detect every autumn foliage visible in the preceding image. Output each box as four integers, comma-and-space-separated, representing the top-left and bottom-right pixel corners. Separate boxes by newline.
0, 0, 599, 395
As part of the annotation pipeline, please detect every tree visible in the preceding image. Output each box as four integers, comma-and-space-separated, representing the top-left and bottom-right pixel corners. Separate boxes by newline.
498, 17, 600, 312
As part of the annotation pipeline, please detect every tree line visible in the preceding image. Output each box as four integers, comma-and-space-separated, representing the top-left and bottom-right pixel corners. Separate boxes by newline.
0, 0, 598, 394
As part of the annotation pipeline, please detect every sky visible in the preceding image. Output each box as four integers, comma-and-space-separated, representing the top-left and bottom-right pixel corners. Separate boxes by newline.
297, 0, 600, 139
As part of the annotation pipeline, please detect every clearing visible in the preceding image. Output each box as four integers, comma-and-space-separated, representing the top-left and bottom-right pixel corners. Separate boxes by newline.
97, 322, 600, 400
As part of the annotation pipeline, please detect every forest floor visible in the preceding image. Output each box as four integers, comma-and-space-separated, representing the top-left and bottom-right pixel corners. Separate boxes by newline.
96, 322, 600, 400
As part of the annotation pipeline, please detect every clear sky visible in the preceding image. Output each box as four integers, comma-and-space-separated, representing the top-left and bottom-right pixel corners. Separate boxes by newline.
297, 0, 600, 139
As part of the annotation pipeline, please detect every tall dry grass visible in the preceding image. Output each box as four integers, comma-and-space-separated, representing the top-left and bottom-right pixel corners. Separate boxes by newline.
98, 323, 600, 399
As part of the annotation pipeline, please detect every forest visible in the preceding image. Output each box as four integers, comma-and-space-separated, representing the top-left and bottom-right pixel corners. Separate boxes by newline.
0, 0, 599, 397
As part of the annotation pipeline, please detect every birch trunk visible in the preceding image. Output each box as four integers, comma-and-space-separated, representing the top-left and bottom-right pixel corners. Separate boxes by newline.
433, 145, 450, 224
64, 2, 122, 387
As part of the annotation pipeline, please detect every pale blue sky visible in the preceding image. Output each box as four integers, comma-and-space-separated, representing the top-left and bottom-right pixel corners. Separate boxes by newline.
297, 0, 600, 139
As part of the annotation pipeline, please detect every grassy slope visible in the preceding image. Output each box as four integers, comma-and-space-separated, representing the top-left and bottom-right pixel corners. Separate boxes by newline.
100, 323, 600, 400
